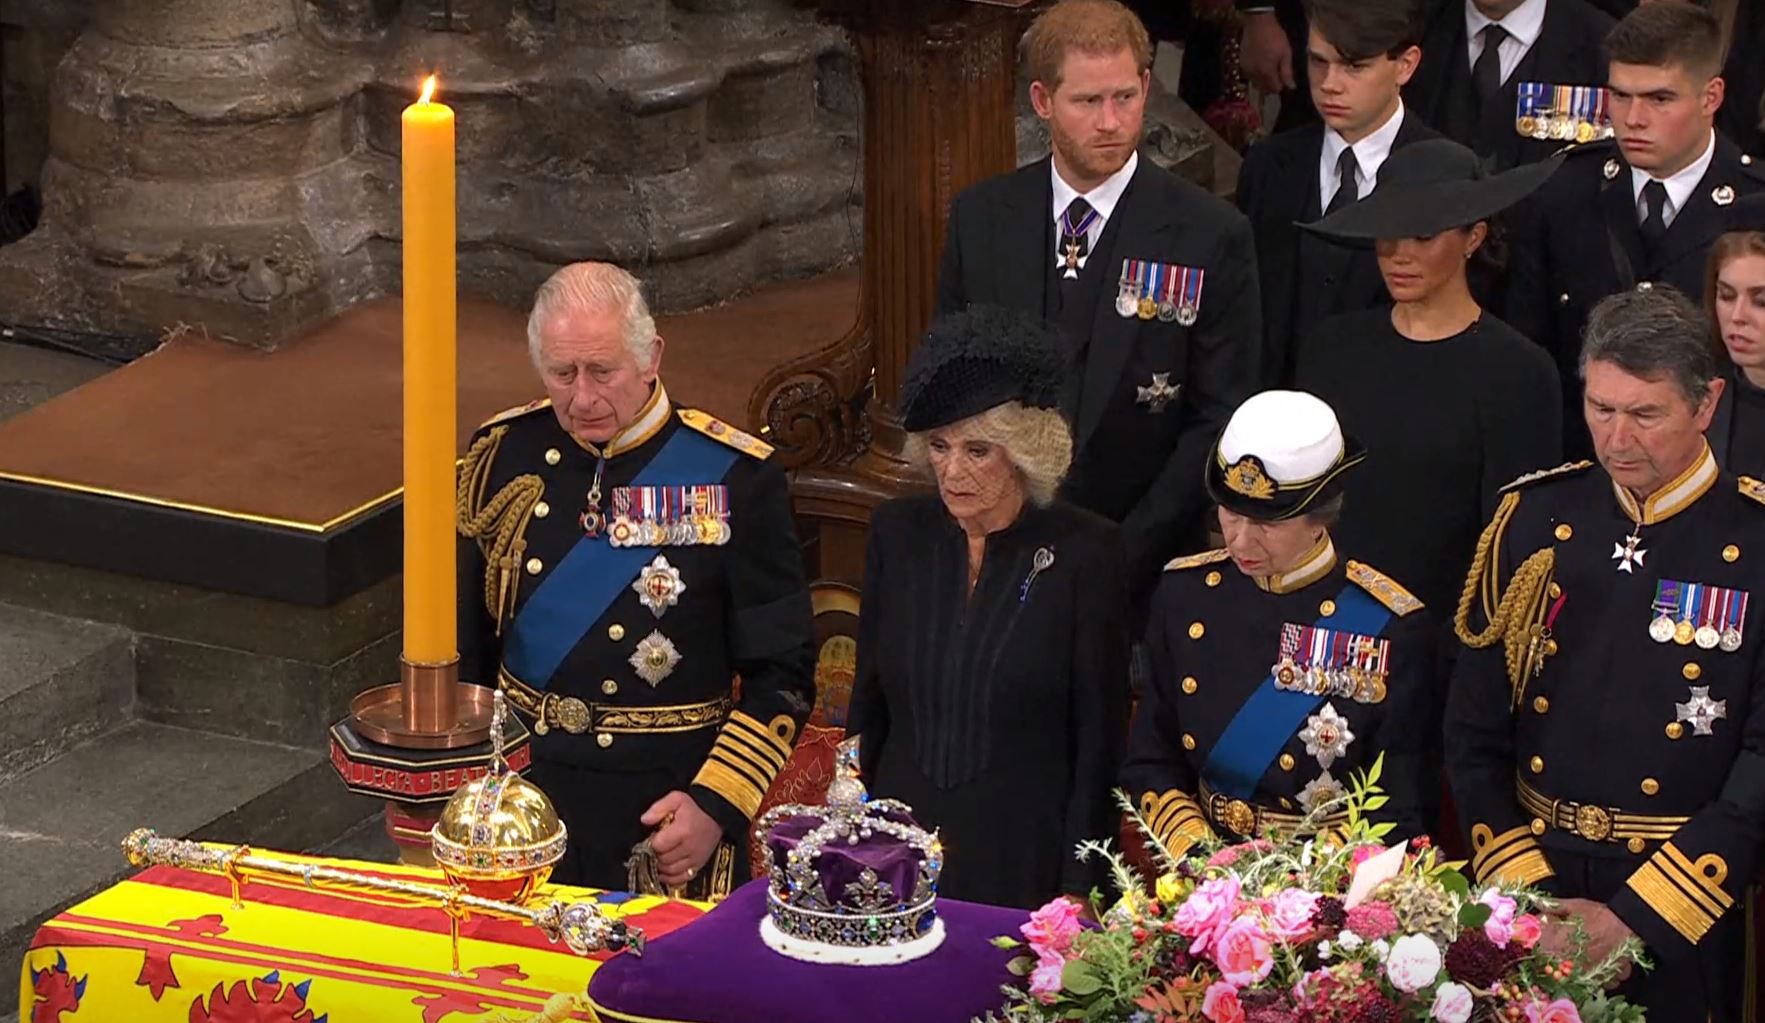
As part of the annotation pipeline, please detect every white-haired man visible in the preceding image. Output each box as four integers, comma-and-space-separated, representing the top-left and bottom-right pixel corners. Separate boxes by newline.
458, 262, 816, 897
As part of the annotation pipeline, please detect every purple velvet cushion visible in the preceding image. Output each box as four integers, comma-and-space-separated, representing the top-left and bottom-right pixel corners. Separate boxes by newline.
586, 880, 1029, 1023
765, 812, 926, 907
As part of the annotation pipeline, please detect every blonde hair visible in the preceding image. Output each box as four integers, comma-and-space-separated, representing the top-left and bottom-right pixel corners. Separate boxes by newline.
527, 262, 657, 368
1020, 0, 1153, 90
904, 402, 1074, 507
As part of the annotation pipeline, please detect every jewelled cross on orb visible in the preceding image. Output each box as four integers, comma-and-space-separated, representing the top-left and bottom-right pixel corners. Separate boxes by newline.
1137, 373, 1180, 413
1612, 531, 1647, 574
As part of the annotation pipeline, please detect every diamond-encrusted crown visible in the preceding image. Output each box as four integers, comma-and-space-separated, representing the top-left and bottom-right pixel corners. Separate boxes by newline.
755, 737, 943, 959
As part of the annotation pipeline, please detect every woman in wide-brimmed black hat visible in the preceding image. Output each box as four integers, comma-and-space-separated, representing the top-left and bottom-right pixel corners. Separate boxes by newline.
1291, 138, 1565, 615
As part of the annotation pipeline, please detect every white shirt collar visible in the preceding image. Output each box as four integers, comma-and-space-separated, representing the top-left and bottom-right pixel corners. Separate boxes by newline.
1320, 102, 1406, 203
1630, 130, 1717, 225
1465, 0, 1548, 56
1050, 150, 1138, 229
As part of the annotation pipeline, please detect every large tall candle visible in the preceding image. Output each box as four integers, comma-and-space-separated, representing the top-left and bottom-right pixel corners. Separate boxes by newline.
402, 75, 457, 665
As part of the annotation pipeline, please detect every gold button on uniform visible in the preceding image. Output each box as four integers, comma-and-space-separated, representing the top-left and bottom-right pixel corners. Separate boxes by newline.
1627, 837, 1647, 854
609, 624, 626, 641
1181, 677, 1198, 694
1554, 524, 1573, 541
596, 733, 613, 748
1548, 582, 1562, 599
1205, 571, 1222, 588
1529, 755, 1544, 774
1182, 733, 1197, 751
1724, 545, 1740, 563
1533, 696, 1550, 714
525, 557, 544, 575
1666, 722, 1685, 740
1279, 754, 1296, 772
1531, 818, 1546, 835
1188, 622, 1205, 640
545, 448, 561, 465
1319, 600, 1336, 617
1684, 663, 1701, 681
601, 679, 618, 695
534, 501, 550, 519
1640, 778, 1659, 796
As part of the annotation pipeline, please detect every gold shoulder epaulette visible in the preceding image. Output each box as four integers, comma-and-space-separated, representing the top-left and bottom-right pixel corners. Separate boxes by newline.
1164, 548, 1231, 572
1345, 560, 1424, 617
477, 397, 552, 431
1499, 460, 1594, 494
1740, 476, 1765, 507
677, 407, 774, 459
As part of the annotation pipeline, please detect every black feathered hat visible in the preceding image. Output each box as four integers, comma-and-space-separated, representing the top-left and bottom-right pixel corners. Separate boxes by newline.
897, 305, 1069, 432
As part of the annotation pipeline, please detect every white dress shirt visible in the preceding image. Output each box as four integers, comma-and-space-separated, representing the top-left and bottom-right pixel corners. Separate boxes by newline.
1631, 130, 1717, 228
1319, 103, 1407, 211
1465, 0, 1549, 87
1050, 151, 1138, 272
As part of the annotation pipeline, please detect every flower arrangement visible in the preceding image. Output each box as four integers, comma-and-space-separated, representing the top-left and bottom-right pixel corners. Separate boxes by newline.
981, 759, 1646, 1023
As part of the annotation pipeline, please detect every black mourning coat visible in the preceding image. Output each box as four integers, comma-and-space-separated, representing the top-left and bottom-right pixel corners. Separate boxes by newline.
936, 156, 1260, 588
1504, 135, 1765, 458
1447, 455, 1765, 1020
847, 496, 1130, 909
1406, 0, 1614, 171
1236, 111, 1439, 385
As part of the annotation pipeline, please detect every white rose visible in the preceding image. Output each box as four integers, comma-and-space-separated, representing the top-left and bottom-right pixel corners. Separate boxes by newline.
1371, 939, 1390, 958
1383, 934, 1442, 993
1430, 982, 1474, 1023
1337, 931, 1363, 952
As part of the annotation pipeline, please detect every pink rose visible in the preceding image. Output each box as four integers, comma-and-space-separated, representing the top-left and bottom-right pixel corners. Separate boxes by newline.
1430, 982, 1474, 1023
1021, 897, 1084, 958
1175, 876, 1243, 956
1213, 914, 1275, 987
1263, 888, 1319, 940
1383, 934, 1443, 993
1202, 981, 1246, 1023
1524, 998, 1583, 1023
1028, 952, 1066, 1004
1478, 889, 1518, 947
1511, 914, 1543, 950
1350, 844, 1384, 867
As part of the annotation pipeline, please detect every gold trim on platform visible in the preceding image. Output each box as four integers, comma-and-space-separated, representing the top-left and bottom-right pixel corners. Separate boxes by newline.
0, 469, 422, 533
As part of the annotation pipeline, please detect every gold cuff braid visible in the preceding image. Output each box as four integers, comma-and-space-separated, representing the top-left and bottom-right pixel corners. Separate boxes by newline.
1452, 491, 1557, 707
457, 426, 544, 631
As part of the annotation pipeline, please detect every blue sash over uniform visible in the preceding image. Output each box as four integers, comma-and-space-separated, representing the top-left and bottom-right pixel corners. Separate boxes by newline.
502, 428, 739, 688
1199, 583, 1392, 798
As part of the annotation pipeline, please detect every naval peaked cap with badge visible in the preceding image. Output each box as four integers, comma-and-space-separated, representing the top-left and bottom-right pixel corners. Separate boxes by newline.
1446, 448, 1765, 1019
457, 382, 815, 898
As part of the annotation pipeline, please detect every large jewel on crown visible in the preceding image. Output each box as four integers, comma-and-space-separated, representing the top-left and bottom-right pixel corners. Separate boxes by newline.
754, 737, 946, 965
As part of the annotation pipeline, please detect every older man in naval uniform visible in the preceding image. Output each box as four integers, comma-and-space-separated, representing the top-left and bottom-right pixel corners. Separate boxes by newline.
457, 261, 815, 898
1447, 287, 1765, 1020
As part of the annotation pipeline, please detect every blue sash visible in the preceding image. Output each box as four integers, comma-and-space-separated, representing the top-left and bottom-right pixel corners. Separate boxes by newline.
1199, 583, 1392, 798
502, 427, 739, 688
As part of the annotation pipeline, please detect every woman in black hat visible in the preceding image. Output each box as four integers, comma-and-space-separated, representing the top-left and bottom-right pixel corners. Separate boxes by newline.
1121, 390, 1439, 860
1292, 138, 1564, 615
846, 305, 1130, 910
1704, 195, 1765, 477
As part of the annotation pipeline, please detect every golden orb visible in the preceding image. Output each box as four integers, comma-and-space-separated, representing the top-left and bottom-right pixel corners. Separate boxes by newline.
430, 693, 566, 904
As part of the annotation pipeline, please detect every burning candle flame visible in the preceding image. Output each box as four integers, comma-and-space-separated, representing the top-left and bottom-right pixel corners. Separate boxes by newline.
419, 74, 438, 105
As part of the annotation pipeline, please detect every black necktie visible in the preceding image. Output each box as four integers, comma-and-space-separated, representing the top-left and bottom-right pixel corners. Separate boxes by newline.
1639, 180, 1669, 250
1472, 24, 1507, 108
1057, 197, 1094, 306
1326, 148, 1360, 214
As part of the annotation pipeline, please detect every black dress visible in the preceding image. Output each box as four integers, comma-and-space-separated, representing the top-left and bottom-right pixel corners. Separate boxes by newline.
847, 495, 1130, 909
1295, 309, 1563, 614
1710, 369, 1765, 480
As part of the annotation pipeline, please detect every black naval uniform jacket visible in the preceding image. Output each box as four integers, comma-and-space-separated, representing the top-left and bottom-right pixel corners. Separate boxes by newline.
1236, 109, 1438, 385
456, 383, 815, 894
1446, 450, 1765, 1020
936, 155, 1260, 586
1505, 135, 1765, 457
1405, 0, 1612, 171
1120, 540, 1440, 858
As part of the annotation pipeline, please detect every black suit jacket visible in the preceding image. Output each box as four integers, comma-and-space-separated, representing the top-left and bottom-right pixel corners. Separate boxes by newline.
1505, 134, 1765, 456
936, 156, 1260, 580
1407, 0, 1613, 171
1236, 109, 1438, 385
